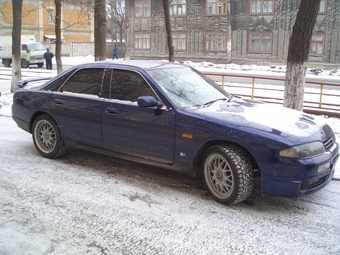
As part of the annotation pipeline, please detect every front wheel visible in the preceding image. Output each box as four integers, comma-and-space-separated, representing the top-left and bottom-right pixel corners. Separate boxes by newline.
202, 144, 254, 205
21, 59, 29, 68
32, 114, 68, 158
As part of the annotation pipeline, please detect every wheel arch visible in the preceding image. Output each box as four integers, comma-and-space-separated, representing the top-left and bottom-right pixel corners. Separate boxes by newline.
191, 140, 259, 176
29, 111, 56, 133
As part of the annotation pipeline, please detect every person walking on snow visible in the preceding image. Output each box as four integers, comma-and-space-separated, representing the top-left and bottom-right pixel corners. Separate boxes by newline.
43, 48, 54, 70
112, 45, 118, 60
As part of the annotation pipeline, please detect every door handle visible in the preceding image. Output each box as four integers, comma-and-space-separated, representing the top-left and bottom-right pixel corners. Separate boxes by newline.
55, 99, 64, 105
106, 107, 118, 115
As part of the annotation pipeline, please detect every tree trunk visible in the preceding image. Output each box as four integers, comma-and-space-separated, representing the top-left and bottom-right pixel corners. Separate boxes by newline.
94, 0, 106, 61
11, 0, 23, 93
283, 0, 320, 111
162, 0, 174, 62
55, 0, 63, 73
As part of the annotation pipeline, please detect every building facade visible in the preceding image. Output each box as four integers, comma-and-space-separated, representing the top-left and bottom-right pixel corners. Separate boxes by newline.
125, 0, 340, 65
0, 0, 94, 43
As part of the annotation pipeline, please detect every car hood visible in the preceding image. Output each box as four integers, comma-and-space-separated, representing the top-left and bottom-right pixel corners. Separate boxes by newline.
187, 98, 330, 144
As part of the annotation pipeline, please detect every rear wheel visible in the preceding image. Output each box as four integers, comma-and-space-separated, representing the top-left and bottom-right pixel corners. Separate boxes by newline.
3, 59, 11, 67
32, 114, 68, 158
21, 59, 29, 68
37, 63, 44, 68
202, 144, 254, 205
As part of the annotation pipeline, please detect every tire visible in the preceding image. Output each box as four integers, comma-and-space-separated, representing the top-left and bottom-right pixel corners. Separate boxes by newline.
32, 114, 68, 158
21, 59, 29, 68
37, 63, 44, 68
202, 144, 254, 205
3, 59, 11, 67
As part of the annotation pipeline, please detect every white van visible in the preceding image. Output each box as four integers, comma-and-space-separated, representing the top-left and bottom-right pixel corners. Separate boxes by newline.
0, 36, 45, 68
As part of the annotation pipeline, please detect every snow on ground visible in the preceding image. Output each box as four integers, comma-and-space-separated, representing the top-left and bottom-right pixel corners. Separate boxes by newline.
0, 58, 340, 254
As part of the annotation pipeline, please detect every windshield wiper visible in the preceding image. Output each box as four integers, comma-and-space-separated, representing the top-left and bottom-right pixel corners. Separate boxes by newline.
203, 98, 227, 107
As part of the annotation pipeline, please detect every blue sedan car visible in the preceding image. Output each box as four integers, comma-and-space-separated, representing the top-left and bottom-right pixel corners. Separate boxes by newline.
12, 60, 339, 205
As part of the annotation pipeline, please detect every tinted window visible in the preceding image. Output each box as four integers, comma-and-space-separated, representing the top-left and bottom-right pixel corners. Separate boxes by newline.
62, 68, 105, 96
110, 70, 155, 102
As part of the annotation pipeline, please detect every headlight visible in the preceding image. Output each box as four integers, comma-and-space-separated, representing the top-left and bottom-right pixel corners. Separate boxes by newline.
278, 142, 326, 158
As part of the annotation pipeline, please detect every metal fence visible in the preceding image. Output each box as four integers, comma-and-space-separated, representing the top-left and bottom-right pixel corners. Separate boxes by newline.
200, 69, 340, 118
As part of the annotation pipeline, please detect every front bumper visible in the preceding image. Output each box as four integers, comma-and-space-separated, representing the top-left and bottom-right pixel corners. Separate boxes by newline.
29, 57, 44, 64
261, 142, 339, 197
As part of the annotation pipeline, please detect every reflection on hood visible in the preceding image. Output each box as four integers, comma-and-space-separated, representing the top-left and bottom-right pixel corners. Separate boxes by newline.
189, 98, 328, 143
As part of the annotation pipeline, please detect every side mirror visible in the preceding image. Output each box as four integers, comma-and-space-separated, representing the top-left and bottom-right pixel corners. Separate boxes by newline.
137, 96, 163, 108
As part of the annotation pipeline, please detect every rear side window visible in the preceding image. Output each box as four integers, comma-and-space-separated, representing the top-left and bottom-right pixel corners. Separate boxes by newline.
62, 68, 105, 96
110, 70, 155, 102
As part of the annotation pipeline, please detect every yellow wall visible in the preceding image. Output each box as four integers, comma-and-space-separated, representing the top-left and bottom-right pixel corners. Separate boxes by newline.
65, 9, 89, 29
2, 2, 37, 24
0, 0, 94, 43
65, 35, 89, 43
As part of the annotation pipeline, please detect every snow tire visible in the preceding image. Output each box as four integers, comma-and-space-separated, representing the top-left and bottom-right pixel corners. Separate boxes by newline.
202, 144, 254, 205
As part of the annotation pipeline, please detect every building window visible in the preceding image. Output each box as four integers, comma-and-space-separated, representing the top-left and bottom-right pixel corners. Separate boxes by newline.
207, 0, 227, 15
319, 0, 326, 14
135, 0, 151, 18
310, 34, 324, 55
206, 33, 226, 51
170, 0, 186, 16
250, 0, 274, 14
173, 33, 186, 50
249, 33, 272, 53
48, 9, 54, 25
298, 0, 327, 14
135, 33, 151, 49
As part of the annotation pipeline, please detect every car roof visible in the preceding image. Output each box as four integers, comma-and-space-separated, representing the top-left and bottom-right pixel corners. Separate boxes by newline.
76, 60, 189, 71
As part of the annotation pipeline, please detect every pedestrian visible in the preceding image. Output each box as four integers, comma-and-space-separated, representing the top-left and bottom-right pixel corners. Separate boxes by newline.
112, 45, 118, 60
43, 48, 54, 70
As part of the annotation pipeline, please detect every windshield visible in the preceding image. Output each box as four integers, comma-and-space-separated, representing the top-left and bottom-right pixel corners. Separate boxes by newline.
147, 66, 231, 108
27, 43, 45, 51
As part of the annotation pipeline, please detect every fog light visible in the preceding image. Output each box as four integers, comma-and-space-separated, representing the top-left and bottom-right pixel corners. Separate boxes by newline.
318, 162, 330, 173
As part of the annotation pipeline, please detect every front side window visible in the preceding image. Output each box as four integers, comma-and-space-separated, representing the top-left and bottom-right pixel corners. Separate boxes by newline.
249, 33, 272, 53
250, 0, 274, 14
48, 8, 54, 25
207, 0, 227, 15
310, 34, 324, 55
173, 33, 186, 50
110, 70, 155, 102
135, 0, 151, 17
135, 33, 151, 49
62, 68, 105, 96
170, 0, 186, 16
206, 33, 226, 51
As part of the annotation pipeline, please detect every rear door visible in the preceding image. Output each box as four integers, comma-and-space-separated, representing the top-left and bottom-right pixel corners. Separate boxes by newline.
101, 69, 176, 164
50, 68, 106, 148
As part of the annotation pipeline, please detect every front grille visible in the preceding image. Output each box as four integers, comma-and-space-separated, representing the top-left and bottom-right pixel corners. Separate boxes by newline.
323, 135, 335, 151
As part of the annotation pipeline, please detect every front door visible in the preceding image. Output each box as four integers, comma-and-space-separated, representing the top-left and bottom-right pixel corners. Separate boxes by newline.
102, 69, 175, 164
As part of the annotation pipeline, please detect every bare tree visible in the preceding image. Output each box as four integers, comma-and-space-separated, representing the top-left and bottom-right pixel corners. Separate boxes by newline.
11, 0, 23, 93
162, 0, 174, 62
283, 0, 321, 111
54, 0, 63, 73
94, 0, 106, 61
106, 0, 125, 42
